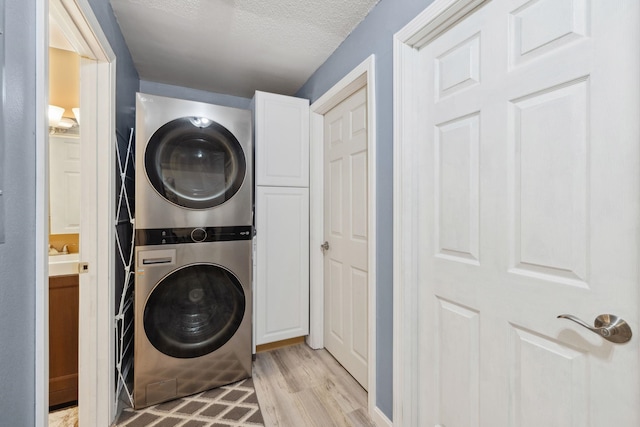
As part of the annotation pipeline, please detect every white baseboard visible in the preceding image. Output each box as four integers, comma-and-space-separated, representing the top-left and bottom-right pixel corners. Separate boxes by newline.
372, 406, 393, 427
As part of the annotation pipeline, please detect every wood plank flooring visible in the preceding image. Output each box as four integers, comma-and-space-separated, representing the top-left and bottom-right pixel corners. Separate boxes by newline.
253, 344, 376, 427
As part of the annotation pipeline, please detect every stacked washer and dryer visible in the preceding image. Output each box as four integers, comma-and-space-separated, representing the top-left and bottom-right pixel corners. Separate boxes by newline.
133, 93, 253, 409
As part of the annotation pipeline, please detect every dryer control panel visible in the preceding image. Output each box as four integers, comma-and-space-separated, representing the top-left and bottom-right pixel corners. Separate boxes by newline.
136, 225, 253, 246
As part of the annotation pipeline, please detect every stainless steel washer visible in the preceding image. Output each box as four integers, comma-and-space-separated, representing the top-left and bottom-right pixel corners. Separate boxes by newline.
135, 93, 252, 229
133, 226, 252, 409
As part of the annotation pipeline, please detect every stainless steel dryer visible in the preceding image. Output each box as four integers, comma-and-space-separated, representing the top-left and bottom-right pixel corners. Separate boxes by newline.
133, 225, 252, 409
136, 93, 252, 229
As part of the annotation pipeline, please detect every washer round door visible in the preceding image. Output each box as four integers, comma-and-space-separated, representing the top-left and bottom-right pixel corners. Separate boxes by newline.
144, 116, 247, 209
143, 263, 246, 359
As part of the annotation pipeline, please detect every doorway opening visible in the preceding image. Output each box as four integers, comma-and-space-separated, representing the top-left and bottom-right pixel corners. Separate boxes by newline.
47, 17, 81, 418
36, 0, 117, 425
308, 55, 384, 424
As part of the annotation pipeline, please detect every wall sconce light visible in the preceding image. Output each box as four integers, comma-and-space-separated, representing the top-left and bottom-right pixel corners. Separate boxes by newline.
48, 105, 65, 127
49, 106, 80, 131
72, 107, 80, 125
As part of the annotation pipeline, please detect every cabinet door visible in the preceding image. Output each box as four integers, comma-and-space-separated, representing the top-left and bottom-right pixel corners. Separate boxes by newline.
49, 275, 79, 407
254, 91, 309, 187
255, 186, 309, 345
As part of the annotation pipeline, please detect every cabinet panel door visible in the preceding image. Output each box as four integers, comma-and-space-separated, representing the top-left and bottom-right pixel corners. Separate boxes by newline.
255, 186, 309, 345
49, 275, 79, 407
254, 91, 309, 187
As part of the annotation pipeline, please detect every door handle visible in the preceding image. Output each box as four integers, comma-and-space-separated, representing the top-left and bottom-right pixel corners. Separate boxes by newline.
321, 241, 329, 253
557, 313, 632, 344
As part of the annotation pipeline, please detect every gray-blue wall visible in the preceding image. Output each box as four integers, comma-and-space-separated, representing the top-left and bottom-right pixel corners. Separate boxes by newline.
140, 80, 252, 110
0, 0, 138, 423
0, 0, 38, 423
296, 0, 434, 419
85, 0, 139, 322
87, 0, 139, 137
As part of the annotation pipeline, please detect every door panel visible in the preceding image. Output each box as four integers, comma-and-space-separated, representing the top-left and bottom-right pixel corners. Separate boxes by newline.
415, 1, 640, 426
255, 186, 310, 345
510, 79, 589, 284
254, 91, 310, 187
323, 87, 369, 389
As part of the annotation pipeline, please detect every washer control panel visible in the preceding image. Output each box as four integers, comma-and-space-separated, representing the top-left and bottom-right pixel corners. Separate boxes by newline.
136, 225, 253, 245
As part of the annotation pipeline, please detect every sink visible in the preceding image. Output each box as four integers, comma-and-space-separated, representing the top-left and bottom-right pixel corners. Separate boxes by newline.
49, 253, 80, 277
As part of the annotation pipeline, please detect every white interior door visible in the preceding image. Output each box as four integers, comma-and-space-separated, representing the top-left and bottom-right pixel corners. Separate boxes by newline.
323, 87, 369, 389
412, 0, 640, 425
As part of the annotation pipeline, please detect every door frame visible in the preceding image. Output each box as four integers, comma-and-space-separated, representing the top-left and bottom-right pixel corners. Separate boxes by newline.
35, 0, 116, 425
307, 55, 384, 424
393, 0, 490, 424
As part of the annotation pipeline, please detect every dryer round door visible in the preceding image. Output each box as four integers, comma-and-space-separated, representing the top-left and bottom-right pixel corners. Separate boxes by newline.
143, 263, 246, 359
144, 116, 247, 209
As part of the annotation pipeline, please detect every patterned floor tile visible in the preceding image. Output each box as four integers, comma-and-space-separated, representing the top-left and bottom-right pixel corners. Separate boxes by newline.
114, 378, 264, 427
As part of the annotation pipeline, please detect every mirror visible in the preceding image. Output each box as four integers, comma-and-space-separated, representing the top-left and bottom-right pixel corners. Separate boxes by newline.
49, 134, 80, 234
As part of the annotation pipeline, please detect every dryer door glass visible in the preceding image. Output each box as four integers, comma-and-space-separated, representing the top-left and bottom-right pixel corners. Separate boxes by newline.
143, 263, 246, 358
145, 117, 246, 209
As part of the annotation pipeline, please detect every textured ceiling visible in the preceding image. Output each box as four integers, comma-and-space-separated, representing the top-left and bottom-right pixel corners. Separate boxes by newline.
110, 0, 380, 98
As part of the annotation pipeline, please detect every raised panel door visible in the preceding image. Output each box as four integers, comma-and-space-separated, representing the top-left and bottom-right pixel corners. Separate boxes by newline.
415, 1, 640, 425
255, 186, 309, 345
254, 91, 309, 187
323, 86, 369, 389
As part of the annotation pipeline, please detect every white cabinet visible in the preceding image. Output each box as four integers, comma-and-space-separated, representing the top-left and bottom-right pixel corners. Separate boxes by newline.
253, 91, 310, 347
254, 91, 309, 187
254, 186, 309, 345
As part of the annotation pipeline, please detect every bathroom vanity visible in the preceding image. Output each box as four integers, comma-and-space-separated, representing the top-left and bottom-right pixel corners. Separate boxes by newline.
49, 271, 79, 407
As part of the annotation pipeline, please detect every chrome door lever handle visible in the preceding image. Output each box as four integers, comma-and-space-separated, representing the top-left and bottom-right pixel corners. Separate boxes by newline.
557, 314, 632, 344
320, 241, 329, 253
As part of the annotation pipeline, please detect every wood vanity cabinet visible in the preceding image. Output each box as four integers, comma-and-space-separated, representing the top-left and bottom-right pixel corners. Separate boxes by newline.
49, 274, 79, 407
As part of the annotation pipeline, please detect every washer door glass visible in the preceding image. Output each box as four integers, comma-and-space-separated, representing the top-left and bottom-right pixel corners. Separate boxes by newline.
145, 117, 246, 209
143, 263, 246, 359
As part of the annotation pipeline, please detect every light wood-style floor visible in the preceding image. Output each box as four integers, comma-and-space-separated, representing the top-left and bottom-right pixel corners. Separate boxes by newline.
253, 343, 376, 427
49, 343, 375, 427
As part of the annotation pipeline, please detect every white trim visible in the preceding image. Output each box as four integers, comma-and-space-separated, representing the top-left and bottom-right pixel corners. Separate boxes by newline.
372, 406, 393, 427
308, 55, 380, 422
401, 0, 487, 48
77, 56, 117, 425
392, 33, 420, 427
35, 1, 49, 426
307, 110, 325, 350
392, 0, 489, 425
95, 57, 117, 423
37, 1, 116, 425
49, 0, 92, 55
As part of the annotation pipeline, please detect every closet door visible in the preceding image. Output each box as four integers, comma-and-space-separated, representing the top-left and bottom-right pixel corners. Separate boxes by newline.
255, 186, 309, 345
254, 91, 309, 187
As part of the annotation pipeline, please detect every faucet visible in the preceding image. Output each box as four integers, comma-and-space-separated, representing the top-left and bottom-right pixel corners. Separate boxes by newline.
48, 244, 70, 255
